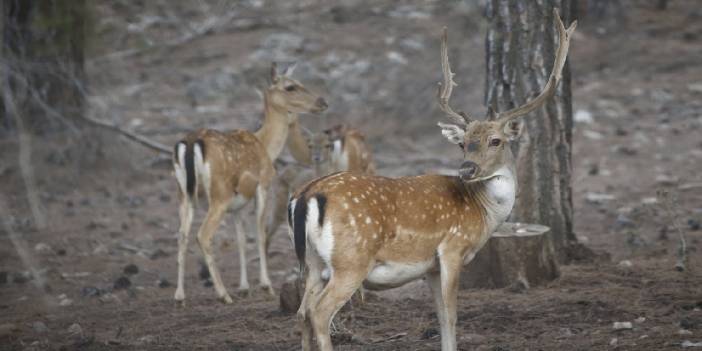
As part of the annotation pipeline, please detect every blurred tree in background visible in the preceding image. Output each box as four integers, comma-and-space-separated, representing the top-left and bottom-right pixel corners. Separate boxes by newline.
485, 0, 580, 261
2, 0, 89, 132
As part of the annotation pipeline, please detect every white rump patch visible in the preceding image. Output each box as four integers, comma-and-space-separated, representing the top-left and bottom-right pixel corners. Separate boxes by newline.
305, 198, 335, 273
174, 143, 187, 195
193, 143, 210, 200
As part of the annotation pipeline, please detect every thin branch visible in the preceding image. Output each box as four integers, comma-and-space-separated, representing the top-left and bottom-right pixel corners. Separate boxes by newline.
657, 189, 688, 271
79, 113, 172, 154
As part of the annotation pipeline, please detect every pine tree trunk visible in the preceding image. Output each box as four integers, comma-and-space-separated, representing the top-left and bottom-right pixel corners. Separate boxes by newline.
485, 0, 578, 261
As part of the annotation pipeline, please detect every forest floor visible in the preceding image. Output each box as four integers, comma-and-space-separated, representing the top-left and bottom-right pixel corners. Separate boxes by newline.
1, 1, 702, 350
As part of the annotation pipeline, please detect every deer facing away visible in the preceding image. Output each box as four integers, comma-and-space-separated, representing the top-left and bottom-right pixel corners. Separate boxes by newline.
173, 63, 327, 304
288, 12, 575, 351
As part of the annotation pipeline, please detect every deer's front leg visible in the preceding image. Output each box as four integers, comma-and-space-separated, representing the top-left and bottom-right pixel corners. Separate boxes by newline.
432, 251, 463, 351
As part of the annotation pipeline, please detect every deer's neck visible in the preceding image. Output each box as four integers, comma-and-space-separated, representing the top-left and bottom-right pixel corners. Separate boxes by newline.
255, 93, 291, 161
286, 118, 312, 165
468, 165, 517, 234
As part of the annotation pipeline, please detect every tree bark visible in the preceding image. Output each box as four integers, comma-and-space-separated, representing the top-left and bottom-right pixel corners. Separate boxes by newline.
485, 0, 578, 261
461, 223, 559, 290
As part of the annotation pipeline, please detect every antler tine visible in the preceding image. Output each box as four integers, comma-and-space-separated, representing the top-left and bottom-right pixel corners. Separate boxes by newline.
496, 9, 577, 125
437, 27, 473, 125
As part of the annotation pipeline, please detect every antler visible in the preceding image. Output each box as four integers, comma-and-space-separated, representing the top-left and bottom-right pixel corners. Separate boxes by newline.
437, 27, 473, 125
496, 9, 577, 125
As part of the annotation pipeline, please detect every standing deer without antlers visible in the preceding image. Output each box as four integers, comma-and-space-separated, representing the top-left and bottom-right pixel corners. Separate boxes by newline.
173, 63, 327, 304
289, 12, 575, 350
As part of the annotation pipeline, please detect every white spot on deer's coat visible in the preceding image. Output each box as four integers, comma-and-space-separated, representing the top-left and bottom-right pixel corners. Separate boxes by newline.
365, 217, 372, 224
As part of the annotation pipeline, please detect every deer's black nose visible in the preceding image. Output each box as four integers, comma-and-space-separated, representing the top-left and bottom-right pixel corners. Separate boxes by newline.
458, 161, 479, 181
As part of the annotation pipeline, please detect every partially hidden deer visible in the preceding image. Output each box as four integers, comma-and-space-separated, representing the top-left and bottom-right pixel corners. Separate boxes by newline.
288, 12, 575, 351
266, 121, 375, 244
307, 124, 375, 176
173, 63, 327, 304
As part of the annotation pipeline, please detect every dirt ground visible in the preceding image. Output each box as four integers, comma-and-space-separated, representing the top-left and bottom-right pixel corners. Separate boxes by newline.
1, 1, 702, 350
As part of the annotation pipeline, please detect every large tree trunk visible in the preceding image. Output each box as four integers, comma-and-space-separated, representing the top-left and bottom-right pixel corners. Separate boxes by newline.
1, 0, 88, 132
485, 0, 578, 261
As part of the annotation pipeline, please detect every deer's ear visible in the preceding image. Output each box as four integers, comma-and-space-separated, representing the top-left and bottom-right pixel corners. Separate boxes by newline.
503, 120, 523, 140
438, 122, 465, 144
282, 62, 297, 77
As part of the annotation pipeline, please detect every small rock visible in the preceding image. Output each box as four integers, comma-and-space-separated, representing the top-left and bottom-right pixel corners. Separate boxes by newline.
123, 264, 139, 275
137, 335, 157, 345
421, 327, 439, 340
13, 271, 32, 284
113, 276, 131, 290
585, 192, 616, 204
618, 260, 633, 268
681, 317, 699, 330
157, 279, 171, 288
81, 286, 102, 297
613, 321, 633, 330
641, 197, 658, 205
682, 340, 702, 348
688, 219, 701, 231
634, 317, 646, 323
67, 323, 83, 336
688, 83, 702, 93
34, 243, 52, 253
59, 298, 73, 307
656, 174, 678, 186
610, 337, 618, 346
615, 214, 636, 229
386, 51, 408, 65
557, 327, 574, 338
574, 109, 594, 124
32, 321, 49, 333
679, 329, 693, 335
462, 333, 486, 343
92, 243, 108, 255
587, 163, 599, 176
149, 249, 169, 260
583, 130, 604, 140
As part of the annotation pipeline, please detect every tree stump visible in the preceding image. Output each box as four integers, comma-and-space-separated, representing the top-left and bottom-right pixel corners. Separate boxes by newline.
460, 222, 559, 290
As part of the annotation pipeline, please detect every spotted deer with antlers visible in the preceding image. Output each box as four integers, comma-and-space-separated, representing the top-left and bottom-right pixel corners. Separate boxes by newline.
173, 63, 327, 304
289, 12, 575, 350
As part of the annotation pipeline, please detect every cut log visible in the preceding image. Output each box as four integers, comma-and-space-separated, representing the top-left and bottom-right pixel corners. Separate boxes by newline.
460, 222, 559, 290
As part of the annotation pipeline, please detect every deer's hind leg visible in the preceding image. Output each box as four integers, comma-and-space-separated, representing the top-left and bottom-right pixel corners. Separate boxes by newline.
174, 192, 194, 303
196, 198, 233, 304
255, 184, 275, 295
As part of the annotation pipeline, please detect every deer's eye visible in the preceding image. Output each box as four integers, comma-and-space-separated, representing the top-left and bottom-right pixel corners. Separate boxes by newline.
285, 85, 296, 92
489, 138, 501, 147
